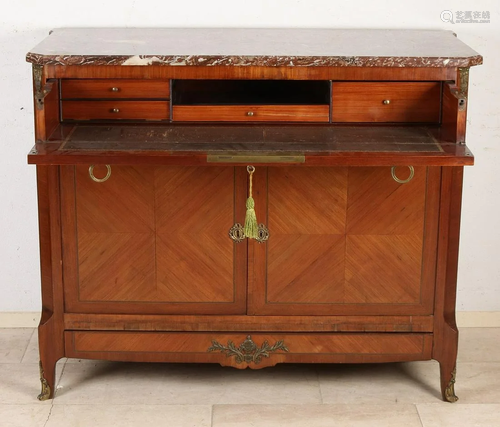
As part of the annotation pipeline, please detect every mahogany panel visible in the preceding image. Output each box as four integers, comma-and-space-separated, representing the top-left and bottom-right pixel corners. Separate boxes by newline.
64, 313, 434, 332
266, 167, 347, 304
65, 331, 433, 367
62, 101, 170, 121
62, 165, 248, 314
332, 82, 441, 123
46, 65, 456, 81
173, 105, 330, 122
250, 166, 439, 315
344, 166, 426, 304
345, 235, 423, 304
61, 79, 170, 99
73, 165, 156, 303
346, 166, 426, 235
155, 167, 236, 303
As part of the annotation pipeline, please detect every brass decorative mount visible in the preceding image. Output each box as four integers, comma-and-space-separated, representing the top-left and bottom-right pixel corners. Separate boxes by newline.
444, 367, 458, 403
33, 65, 53, 110
37, 361, 51, 401
208, 335, 289, 364
229, 223, 270, 243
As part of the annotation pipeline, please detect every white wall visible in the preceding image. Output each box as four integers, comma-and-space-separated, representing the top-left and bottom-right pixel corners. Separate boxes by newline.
0, 0, 498, 312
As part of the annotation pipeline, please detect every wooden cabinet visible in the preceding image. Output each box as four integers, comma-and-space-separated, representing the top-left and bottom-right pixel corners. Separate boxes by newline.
26, 28, 482, 402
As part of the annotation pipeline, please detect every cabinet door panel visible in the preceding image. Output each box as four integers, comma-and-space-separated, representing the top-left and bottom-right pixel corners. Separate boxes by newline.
265, 168, 347, 304
155, 167, 236, 303
62, 165, 247, 314
249, 166, 439, 315
267, 234, 345, 304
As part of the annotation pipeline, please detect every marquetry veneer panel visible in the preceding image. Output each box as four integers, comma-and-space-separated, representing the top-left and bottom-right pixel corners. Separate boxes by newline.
253, 166, 436, 315
63, 165, 246, 314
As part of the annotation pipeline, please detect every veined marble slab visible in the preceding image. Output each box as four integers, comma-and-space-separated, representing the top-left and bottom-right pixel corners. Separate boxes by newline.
26, 28, 482, 67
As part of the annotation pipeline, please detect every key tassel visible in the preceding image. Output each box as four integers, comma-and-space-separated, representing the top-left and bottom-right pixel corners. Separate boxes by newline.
244, 166, 259, 239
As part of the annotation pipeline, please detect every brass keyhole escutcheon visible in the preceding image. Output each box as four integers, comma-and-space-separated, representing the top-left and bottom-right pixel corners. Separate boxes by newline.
228, 223, 270, 243
229, 223, 246, 243
256, 223, 270, 243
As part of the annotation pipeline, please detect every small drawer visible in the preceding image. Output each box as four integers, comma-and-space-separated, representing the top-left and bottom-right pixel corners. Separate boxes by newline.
172, 105, 330, 122
61, 79, 170, 99
62, 101, 170, 121
332, 82, 441, 123
65, 331, 432, 367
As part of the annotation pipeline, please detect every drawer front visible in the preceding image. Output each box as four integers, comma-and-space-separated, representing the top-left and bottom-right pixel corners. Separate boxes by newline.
173, 105, 330, 122
65, 331, 432, 367
61, 79, 170, 99
332, 82, 441, 123
62, 101, 170, 121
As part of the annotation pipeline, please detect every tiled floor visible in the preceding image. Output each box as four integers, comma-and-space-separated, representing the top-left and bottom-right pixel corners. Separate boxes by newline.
1, 328, 499, 426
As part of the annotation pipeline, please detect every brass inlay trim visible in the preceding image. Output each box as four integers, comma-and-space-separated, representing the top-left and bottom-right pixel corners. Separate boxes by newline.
208, 335, 289, 364
208, 154, 305, 164
37, 361, 51, 401
444, 366, 458, 403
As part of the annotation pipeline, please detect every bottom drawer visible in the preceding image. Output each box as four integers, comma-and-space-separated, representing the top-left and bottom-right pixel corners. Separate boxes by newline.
65, 332, 432, 368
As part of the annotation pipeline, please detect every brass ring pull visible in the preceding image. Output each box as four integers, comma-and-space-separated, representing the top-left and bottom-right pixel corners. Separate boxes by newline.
391, 166, 414, 184
89, 165, 111, 183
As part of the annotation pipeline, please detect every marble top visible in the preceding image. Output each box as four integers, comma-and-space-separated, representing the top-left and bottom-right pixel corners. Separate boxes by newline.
26, 28, 482, 68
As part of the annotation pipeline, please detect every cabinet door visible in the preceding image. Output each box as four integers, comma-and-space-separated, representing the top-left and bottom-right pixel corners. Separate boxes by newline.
249, 166, 440, 315
62, 165, 247, 314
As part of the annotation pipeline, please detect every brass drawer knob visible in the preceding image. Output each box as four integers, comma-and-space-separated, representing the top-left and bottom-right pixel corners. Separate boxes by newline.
111, 108, 120, 113
111, 87, 120, 92
246, 111, 254, 116
382, 99, 391, 105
